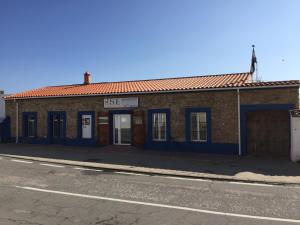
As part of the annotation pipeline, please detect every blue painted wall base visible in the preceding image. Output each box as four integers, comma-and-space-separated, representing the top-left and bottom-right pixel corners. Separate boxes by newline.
16, 137, 99, 146
145, 141, 238, 154
11, 136, 238, 154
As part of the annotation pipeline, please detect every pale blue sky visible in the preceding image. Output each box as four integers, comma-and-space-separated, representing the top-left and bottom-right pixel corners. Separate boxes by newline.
0, 0, 299, 93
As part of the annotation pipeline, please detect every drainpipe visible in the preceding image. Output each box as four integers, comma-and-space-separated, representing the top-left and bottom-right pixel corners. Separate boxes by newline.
14, 99, 19, 144
237, 89, 241, 156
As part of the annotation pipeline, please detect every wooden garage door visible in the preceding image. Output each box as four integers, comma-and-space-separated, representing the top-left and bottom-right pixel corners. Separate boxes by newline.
247, 110, 290, 156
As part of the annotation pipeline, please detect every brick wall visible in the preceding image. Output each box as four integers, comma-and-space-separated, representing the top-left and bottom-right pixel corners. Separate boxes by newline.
5, 87, 299, 145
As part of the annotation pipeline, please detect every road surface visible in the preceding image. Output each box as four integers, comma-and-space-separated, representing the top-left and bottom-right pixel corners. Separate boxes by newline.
0, 156, 299, 225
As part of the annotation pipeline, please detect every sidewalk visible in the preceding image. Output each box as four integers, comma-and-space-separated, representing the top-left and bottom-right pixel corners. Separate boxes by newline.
0, 143, 299, 185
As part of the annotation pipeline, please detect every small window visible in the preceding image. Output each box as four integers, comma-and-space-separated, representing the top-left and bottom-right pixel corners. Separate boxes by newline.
28, 115, 36, 138
152, 113, 166, 141
190, 112, 207, 142
23, 113, 37, 138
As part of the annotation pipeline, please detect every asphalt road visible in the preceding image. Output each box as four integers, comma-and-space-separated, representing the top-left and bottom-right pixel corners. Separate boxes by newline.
0, 156, 299, 225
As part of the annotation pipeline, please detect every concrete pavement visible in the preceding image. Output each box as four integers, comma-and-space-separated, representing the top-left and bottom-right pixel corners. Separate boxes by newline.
0, 143, 300, 185
0, 155, 300, 225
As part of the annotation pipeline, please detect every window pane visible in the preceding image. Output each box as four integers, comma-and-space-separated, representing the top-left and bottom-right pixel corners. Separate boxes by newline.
199, 112, 206, 122
190, 112, 207, 142
199, 122, 207, 141
160, 115, 166, 140
60, 117, 64, 138
152, 114, 158, 140
152, 113, 166, 141
53, 116, 59, 138
190, 113, 198, 141
28, 116, 35, 137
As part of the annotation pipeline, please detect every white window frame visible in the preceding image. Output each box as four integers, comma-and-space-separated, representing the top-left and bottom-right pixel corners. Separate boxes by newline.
152, 113, 167, 141
190, 112, 207, 142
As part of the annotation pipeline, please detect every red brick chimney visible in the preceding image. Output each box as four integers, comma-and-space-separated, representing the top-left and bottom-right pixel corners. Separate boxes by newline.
83, 72, 91, 85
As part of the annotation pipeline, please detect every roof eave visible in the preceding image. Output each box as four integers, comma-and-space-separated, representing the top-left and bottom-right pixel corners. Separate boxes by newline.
5, 83, 300, 101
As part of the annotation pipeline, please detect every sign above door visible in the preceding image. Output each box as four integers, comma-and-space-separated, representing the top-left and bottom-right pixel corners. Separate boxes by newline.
104, 97, 138, 108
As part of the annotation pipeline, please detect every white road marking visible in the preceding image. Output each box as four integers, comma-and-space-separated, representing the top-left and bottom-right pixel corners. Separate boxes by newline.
114, 171, 150, 176
155, 175, 299, 189
156, 175, 211, 182
73, 167, 103, 172
11, 159, 33, 164
15, 186, 300, 223
229, 181, 275, 187
0, 157, 2, 159
40, 163, 64, 168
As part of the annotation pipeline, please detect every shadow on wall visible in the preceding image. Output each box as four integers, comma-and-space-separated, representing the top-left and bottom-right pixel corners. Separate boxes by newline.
0, 117, 11, 143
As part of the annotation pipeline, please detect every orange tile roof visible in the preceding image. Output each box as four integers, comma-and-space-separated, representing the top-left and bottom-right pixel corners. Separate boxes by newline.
5, 72, 299, 100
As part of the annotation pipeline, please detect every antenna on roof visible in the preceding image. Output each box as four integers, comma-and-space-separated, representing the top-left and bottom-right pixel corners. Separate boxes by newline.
250, 45, 262, 82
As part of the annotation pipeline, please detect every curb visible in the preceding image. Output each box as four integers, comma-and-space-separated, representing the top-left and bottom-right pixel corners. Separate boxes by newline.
1, 153, 299, 186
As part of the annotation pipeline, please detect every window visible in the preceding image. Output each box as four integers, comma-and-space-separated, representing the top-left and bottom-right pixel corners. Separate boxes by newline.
52, 114, 64, 138
23, 112, 37, 138
28, 115, 36, 138
190, 112, 207, 142
53, 115, 59, 138
152, 113, 166, 141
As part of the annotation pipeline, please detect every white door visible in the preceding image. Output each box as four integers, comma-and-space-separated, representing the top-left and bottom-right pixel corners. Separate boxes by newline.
291, 117, 300, 162
113, 114, 131, 145
82, 115, 92, 139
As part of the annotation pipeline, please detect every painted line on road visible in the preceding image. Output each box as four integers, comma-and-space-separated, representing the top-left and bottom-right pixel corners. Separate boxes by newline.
73, 167, 103, 172
229, 181, 275, 187
11, 159, 33, 164
0, 157, 2, 160
156, 175, 300, 189
155, 175, 211, 182
15, 186, 300, 224
40, 163, 65, 168
114, 171, 150, 176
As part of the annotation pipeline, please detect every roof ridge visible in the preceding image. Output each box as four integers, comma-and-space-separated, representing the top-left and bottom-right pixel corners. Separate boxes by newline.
256, 79, 300, 82
43, 72, 251, 88
89, 72, 252, 85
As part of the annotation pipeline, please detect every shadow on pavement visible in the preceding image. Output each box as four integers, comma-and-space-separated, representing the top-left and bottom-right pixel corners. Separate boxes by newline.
0, 143, 299, 177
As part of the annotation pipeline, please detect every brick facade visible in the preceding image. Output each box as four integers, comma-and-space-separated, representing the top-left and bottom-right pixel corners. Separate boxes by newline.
5, 87, 299, 153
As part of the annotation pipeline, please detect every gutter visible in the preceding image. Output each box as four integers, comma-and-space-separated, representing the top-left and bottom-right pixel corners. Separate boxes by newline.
4, 83, 300, 101
14, 99, 19, 144
237, 89, 241, 156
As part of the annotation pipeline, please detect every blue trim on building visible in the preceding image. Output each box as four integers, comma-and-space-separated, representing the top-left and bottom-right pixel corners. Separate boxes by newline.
108, 110, 133, 145
144, 107, 238, 154
146, 108, 171, 146
9, 103, 295, 155
240, 104, 294, 155
76, 111, 96, 145
0, 117, 11, 143
185, 108, 211, 144
47, 111, 66, 144
144, 142, 238, 154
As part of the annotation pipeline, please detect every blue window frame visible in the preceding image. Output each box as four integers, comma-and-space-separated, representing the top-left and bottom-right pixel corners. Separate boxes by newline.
185, 108, 211, 143
22, 112, 37, 138
47, 111, 66, 143
148, 109, 170, 142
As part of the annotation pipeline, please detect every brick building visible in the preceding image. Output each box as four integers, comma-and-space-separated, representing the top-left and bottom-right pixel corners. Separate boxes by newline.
5, 72, 300, 156
0, 90, 5, 122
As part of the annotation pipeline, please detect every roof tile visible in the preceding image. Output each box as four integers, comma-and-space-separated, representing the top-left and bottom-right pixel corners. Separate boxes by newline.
5, 72, 299, 99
